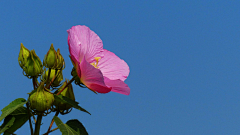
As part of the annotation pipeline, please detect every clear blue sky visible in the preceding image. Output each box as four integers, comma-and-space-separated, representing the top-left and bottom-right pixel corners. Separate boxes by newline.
1, 1, 240, 135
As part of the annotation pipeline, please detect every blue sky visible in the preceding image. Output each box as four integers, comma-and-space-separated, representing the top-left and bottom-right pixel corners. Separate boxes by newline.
1, 1, 240, 135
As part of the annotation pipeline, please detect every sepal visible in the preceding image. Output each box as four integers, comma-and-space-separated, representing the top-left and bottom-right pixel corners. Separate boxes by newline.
56, 49, 65, 70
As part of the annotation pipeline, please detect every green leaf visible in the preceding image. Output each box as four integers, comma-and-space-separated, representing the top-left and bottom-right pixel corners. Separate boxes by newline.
54, 95, 91, 115
66, 120, 88, 135
3, 114, 29, 135
54, 116, 79, 135
3, 106, 29, 135
0, 98, 27, 122
0, 116, 15, 134
0, 106, 29, 135
10, 106, 28, 115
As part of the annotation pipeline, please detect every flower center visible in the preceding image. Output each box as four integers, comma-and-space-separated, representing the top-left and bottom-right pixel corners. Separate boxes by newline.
90, 57, 101, 69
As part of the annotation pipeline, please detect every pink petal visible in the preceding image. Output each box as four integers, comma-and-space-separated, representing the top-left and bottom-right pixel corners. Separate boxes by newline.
87, 27, 104, 63
104, 77, 130, 95
80, 57, 111, 93
67, 25, 104, 63
67, 27, 86, 63
98, 49, 130, 81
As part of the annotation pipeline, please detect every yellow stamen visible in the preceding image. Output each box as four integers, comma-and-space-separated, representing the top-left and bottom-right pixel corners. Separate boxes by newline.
90, 57, 101, 68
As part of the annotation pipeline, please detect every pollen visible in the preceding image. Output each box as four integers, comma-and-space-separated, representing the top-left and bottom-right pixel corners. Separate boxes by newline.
90, 57, 101, 68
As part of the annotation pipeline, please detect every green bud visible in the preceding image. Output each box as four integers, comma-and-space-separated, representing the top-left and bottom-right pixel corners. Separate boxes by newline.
42, 69, 63, 87
54, 80, 75, 111
23, 50, 43, 77
18, 43, 30, 68
56, 49, 65, 70
43, 44, 57, 69
29, 82, 54, 112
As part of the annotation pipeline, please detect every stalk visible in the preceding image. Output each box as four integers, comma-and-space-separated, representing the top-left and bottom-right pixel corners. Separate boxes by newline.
34, 114, 43, 135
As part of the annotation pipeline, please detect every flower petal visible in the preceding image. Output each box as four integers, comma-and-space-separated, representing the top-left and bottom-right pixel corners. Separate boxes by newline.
67, 25, 104, 63
80, 57, 111, 93
67, 27, 86, 63
98, 49, 130, 81
104, 77, 130, 95
87, 26, 104, 63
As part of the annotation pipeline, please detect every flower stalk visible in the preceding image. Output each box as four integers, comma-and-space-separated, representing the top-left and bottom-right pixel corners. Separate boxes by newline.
34, 114, 43, 135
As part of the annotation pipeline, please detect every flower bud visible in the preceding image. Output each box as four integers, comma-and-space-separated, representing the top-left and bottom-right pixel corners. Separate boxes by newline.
18, 43, 30, 69
29, 82, 54, 112
54, 80, 75, 111
43, 44, 57, 69
23, 50, 43, 77
56, 49, 65, 70
42, 69, 63, 87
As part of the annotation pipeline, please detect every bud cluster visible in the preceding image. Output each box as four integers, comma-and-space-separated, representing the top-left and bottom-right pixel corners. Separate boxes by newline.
18, 43, 75, 115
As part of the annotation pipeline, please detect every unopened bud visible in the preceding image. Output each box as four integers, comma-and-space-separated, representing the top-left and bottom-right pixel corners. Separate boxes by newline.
23, 50, 43, 77
42, 69, 63, 87
54, 80, 75, 111
43, 44, 57, 69
29, 82, 54, 112
18, 43, 30, 69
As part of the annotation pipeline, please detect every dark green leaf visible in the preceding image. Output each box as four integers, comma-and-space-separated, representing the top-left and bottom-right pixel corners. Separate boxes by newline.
54, 95, 90, 115
10, 106, 28, 115
0, 106, 29, 135
53, 116, 79, 135
0, 116, 15, 134
3, 114, 29, 135
3, 106, 29, 135
0, 98, 27, 122
66, 119, 88, 135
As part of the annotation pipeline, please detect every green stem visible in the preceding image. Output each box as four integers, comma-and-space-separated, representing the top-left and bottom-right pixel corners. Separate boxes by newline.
34, 114, 43, 135
32, 77, 36, 89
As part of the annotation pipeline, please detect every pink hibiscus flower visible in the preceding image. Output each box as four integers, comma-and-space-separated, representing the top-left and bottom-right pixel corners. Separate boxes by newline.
67, 25, 130, 95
